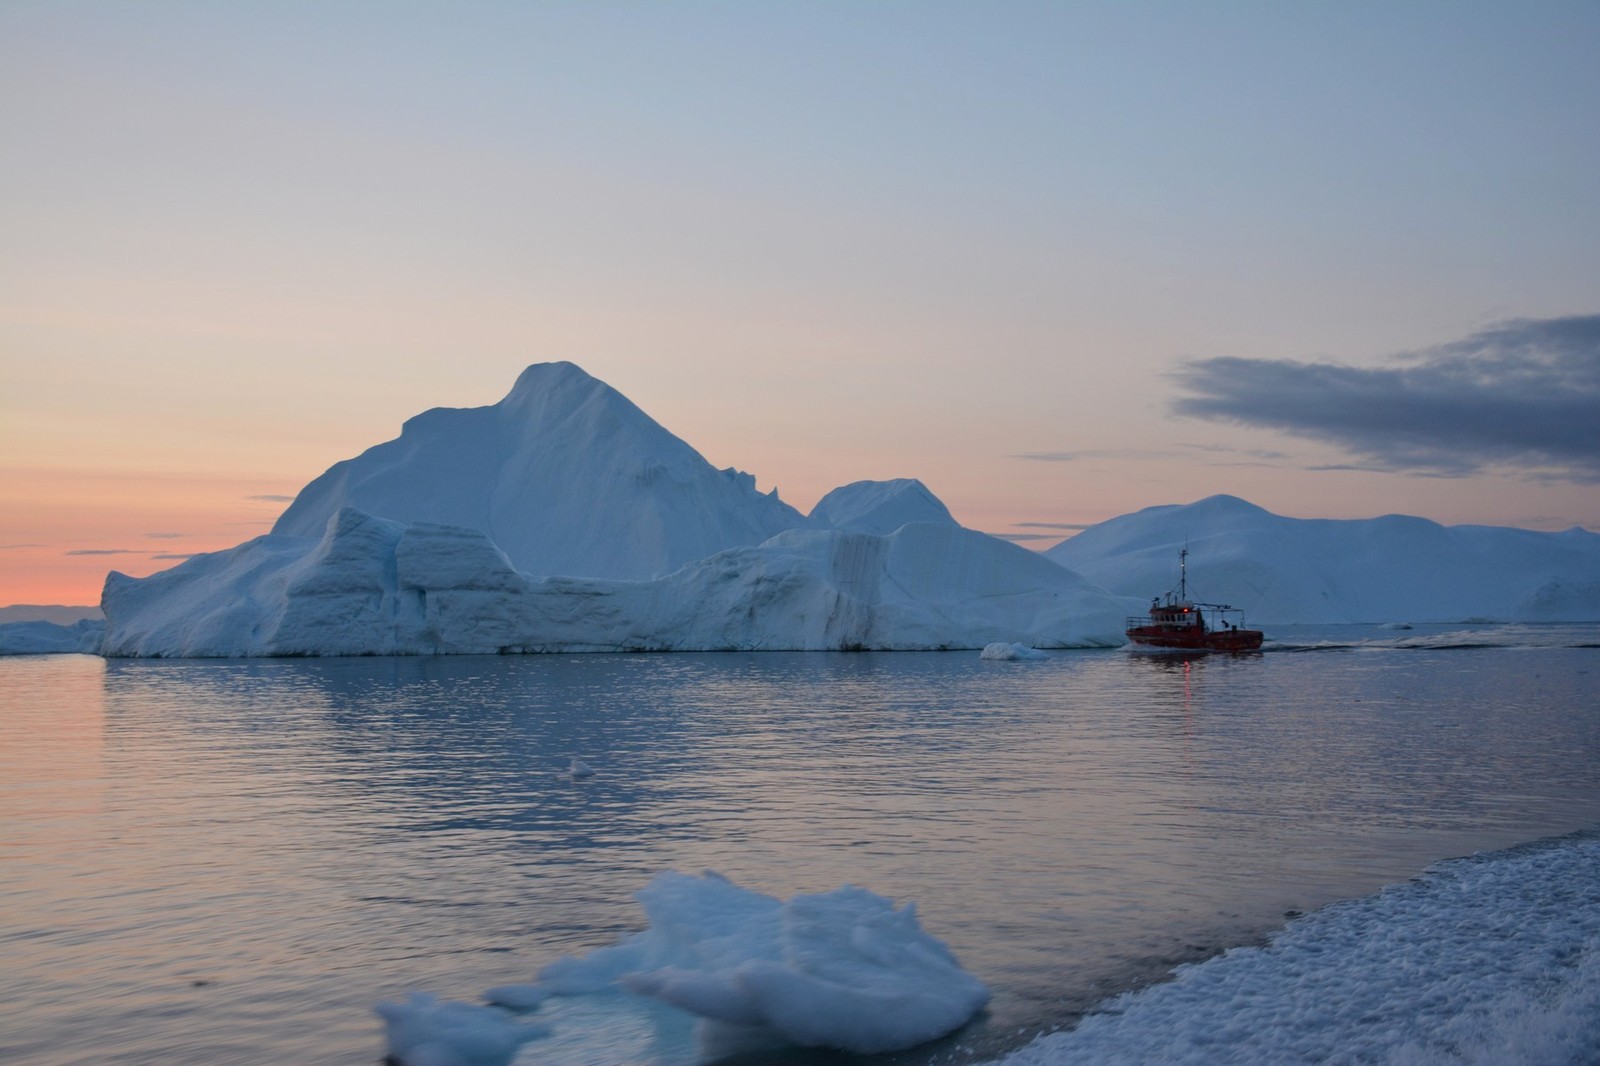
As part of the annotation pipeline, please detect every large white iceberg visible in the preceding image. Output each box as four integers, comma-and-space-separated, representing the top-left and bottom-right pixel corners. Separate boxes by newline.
536, 870, 989, 1055
96, 362, 1103, 656
1048, 494, 1600, 624
101, 507, 1128, 656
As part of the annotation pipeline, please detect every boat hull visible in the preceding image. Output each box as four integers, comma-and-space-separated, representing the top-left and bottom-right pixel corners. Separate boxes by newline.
1125, 627, 1264, 652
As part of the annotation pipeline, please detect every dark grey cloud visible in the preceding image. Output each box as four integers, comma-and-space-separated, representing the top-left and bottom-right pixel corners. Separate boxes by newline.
1014, 521, 1095, 531
1171, 314, 1600, 481
151, 552, 200, 561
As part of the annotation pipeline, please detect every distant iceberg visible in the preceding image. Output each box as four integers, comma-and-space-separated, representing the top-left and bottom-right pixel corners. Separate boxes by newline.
0, 617, 105, 655
1048, 494, 1600, 624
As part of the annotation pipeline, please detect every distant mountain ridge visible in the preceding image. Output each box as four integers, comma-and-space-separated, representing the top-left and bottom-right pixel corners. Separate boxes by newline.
1047, 494, 1600, 624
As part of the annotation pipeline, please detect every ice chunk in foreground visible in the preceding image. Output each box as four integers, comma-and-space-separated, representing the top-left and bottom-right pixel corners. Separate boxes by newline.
539, 870, 989, 1055
374, 992, 545, 1066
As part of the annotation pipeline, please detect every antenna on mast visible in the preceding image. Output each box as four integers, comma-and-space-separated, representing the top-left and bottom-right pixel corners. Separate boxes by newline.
1179, 544, 1188, 601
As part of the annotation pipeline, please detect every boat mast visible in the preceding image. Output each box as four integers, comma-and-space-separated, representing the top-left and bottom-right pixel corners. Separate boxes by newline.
1178, 546, 1188, 601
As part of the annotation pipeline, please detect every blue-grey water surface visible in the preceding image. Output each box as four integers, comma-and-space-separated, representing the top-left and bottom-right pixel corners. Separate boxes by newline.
3, 625, 1599, 1065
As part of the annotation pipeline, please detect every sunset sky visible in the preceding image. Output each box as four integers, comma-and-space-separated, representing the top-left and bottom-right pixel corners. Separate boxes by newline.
3, 1, 1598, 607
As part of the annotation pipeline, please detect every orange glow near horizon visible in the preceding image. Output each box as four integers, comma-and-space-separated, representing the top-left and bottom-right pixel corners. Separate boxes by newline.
0, 466, 290, 606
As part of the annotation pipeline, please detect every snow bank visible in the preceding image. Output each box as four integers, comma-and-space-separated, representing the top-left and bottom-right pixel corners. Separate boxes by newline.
374, 992, 546, 1066
991, 830, 1600, 1066
538, 870, 989, 1055
0, 618, 105, 655
100, 507, 1128, 656
1048, 494, 1600, 624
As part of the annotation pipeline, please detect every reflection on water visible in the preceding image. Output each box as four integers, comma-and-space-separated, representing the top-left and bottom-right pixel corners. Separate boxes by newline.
2, 634, 1599, 1065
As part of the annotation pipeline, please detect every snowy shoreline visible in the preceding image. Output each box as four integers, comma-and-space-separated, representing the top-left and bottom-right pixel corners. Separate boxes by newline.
988, 827, 1600, 1066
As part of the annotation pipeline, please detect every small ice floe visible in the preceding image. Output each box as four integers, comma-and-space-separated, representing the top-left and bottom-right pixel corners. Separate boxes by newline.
1378, 621, 1414, 630
980, 641, 1048, 661
565, 757, 595, 779
374, 991, 546, 1066
537, 869, 989, 1055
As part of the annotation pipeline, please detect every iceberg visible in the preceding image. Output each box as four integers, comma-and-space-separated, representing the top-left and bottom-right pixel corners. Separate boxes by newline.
1047, 494, 1600, 624
0, 617, 105, 655
373, 992, 546, 1066
94, 362, 1128, 656
536, 870, 989, 1055
979, 641, 1049, 661
101, 507, 1129, 656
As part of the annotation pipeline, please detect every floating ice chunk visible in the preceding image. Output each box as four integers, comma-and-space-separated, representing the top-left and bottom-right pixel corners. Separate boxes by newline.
566, 757, 595, 779
374, 992, 545, 1066
980, 641, 1049, 660
539, 871, 988, 1055
538, 870, 779, 995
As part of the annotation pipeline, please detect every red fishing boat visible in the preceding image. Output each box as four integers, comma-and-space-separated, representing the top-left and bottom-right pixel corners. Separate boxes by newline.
1125, 548, 1264, 651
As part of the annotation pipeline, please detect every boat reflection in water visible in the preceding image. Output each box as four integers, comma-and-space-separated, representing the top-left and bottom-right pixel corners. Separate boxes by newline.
1125, 548, 1264, 652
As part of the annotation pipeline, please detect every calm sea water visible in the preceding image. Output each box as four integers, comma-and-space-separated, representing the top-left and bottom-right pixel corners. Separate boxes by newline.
3, 625, 1598, 1065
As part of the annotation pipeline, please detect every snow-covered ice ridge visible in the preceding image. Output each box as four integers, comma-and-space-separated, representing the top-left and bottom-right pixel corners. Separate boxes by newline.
1049, 493, 1600, 624
101, 507, 1127, 656
990, 828, 1600, 1066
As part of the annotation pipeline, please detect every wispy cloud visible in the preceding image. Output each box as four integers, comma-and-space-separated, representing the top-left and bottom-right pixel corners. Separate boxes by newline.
1171, 314, 1600, 482
987, 531, 1064, 542
1014, 521, 1095, 531
1014, 448, 1179, 462
248, 494, 295, 502
65, 548, 141, 556
2, 543, 47, 550
151, 552, 201, 560
144, 532, 185, 539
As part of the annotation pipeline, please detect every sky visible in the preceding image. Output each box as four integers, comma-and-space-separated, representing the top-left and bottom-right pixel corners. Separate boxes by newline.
3, 1, 1598, 607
